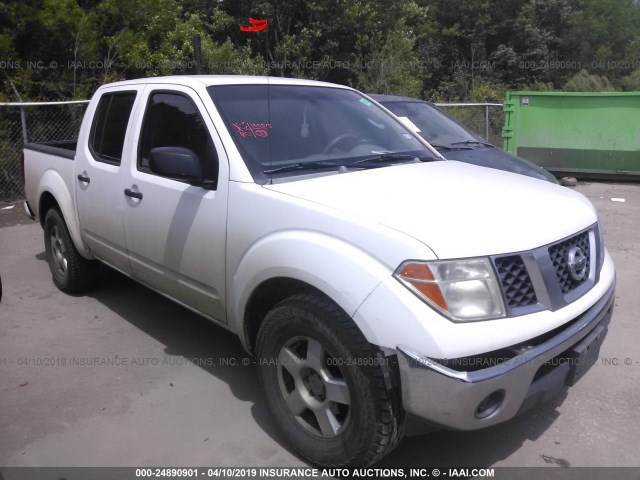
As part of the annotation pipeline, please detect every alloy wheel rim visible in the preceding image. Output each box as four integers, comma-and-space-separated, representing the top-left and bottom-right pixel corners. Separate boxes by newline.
50, 225, 68, 276
276, 336, 351, 438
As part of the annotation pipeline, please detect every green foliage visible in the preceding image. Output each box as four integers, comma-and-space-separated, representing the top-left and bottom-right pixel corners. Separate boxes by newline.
560, 0, 640, 70
619, 70, 640, 91
528, 81, 557, 91
1, 0, 640, 101
563, 69, 616, 92
469, 80, 507, 103
0, 0, 266, 98
348, 0, 426, 96
619, 69, 640, 92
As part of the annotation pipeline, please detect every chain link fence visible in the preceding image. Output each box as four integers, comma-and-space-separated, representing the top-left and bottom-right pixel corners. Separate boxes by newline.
0, 106, 24, 202
436, 103, 505, 146
0, 100, 504, 202
0, 101, 88, 202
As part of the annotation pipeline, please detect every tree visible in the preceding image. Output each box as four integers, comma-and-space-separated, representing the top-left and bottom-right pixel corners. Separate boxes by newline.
2, 0, 640, 101
619, 69, 640, 91
563, 69, 615, 91
560, 0, 640, 79
92, 0, 265, 80
348, 0, 427, 96
492, 0, 572, 87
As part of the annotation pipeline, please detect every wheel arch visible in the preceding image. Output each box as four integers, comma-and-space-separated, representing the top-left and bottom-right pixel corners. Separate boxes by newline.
242, 277, 320, 355
232, 231, 393, 354
38, 191, 59, 226
36, 171, 91, 258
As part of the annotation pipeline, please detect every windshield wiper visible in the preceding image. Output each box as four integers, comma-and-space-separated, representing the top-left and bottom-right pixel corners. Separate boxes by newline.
429, 143, 472, 151
450, 140, 494, 148
263, 154, 435, 175
263, 161, 347, 174
353, 153, 434, 165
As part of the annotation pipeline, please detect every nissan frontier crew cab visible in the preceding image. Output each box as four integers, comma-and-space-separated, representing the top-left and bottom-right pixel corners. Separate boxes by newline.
23, 76, 616, 467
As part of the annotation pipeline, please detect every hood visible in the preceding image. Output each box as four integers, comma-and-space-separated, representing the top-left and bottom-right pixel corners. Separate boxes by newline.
265, 161, 597, 259
440, 145, 558, 183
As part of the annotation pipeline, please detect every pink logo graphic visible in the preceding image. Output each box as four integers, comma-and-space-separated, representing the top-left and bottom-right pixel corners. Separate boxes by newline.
233, 122, 272, 138
240, 18, 268, 32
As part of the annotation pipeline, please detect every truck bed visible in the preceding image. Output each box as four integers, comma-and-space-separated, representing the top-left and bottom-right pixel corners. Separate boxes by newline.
24, 141, 77, 160
23, 141, 77, 223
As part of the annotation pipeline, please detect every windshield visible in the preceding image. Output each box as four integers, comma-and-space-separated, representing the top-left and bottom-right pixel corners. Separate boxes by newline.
380, 101, 482, 147
208, 85, 434, 179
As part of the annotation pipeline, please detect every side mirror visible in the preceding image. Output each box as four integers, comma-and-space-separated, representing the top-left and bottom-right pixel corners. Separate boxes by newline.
149, 147, 203, 183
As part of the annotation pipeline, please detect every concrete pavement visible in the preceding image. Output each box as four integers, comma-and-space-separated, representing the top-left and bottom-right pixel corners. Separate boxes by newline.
0, 182, 638, 468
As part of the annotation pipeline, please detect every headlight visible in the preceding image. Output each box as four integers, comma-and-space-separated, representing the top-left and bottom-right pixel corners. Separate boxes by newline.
395, 258, 506, 322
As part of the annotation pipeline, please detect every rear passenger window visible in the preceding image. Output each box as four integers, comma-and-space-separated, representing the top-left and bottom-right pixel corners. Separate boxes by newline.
138, 92, 218, 184
89, 92, 136, 165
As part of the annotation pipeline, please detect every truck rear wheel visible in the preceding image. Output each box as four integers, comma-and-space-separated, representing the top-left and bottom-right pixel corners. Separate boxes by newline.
256, 293, 403, 467
44, 208, 98, 293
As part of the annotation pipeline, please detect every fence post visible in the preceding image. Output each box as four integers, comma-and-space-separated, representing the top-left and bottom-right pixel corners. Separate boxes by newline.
484, 104, 489, 141
193, 34, 202, 74
9, 81, 29, 145
18, 106, 28, 145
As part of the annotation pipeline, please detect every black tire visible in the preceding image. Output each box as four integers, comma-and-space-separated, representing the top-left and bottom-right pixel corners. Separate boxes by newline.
43, 208, 99, 293
256, 293, 404, 467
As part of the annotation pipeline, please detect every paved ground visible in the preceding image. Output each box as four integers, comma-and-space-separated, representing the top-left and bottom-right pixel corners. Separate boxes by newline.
0, 200, 31, 229
0, 182, 638, 468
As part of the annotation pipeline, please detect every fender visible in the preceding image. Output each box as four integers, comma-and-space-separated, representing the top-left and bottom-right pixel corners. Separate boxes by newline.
38, 169, 92, 258
229, 230, 393, 346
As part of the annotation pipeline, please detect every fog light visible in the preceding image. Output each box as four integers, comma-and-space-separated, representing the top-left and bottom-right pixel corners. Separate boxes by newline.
475, 390, 505, 419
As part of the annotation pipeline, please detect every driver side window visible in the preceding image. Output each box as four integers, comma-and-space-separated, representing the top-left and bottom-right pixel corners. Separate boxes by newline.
138, 91, 218, 184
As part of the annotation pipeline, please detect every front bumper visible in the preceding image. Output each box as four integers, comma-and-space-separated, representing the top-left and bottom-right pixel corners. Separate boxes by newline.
396, 279, 615, 430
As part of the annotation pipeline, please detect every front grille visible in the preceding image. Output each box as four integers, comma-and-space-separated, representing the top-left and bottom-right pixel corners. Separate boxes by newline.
491, 225, 598, 317
494, 255, 537, 308
548, 231, 591, 294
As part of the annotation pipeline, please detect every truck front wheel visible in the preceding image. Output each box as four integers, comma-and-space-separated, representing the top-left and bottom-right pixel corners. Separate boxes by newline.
256, 293, 403, 467
44, 208, 98, 293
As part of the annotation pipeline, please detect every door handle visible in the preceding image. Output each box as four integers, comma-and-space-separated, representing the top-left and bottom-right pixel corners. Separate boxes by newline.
124, 188, 143, 200
77, 174, 90, 183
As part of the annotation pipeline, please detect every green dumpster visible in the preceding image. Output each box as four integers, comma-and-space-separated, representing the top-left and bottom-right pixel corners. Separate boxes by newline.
502, 91, 640, 179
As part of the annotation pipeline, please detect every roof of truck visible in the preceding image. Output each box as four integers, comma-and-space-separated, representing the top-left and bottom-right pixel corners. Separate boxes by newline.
367, 93, 430, 103
101, 75, 347, 90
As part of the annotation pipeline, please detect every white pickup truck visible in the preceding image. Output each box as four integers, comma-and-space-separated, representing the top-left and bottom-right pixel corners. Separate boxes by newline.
24, 76, 615, 467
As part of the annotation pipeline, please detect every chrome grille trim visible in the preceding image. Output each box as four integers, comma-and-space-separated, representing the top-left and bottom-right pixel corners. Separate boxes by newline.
491, 223, 601, 316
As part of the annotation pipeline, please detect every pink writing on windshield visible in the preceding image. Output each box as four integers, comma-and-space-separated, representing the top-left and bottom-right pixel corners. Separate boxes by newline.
233, 122, 272, 138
